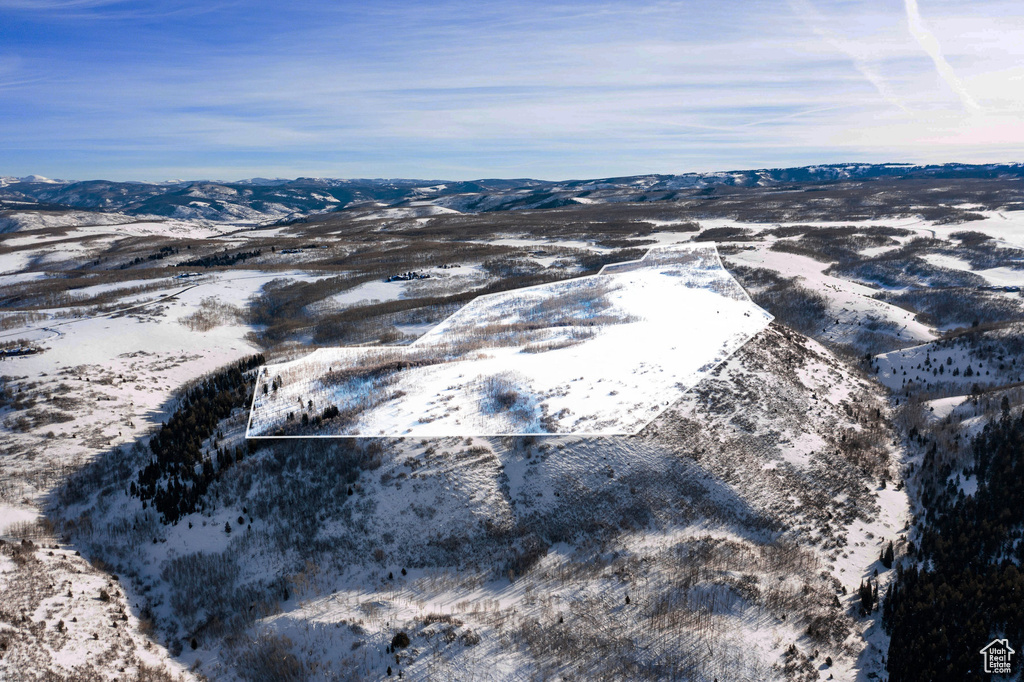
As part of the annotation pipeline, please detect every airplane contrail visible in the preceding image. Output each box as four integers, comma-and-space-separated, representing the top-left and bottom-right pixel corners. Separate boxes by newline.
789, 0, 909, 113
904, 0, 981, 111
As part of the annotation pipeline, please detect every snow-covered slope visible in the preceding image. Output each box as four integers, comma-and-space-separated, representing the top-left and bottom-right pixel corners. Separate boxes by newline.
248, 245, 772, 436
724, 235, 938, 349
52, 322, 905, 681
0, 211, 144, 234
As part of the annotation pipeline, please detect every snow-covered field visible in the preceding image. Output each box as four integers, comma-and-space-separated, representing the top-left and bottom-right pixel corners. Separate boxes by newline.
725, 243, 937, 347
248, 245, 772, 437
3, 188, 1023, 681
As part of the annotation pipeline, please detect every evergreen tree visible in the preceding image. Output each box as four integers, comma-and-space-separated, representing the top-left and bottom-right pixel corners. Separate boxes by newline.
886, 411, 1024, 681
859, 580, 873, 614
881, 541, 894, 569
135, 355, 264, 524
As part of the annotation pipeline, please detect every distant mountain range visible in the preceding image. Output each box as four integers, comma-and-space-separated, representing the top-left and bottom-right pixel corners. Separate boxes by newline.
2, 162, 1023, 224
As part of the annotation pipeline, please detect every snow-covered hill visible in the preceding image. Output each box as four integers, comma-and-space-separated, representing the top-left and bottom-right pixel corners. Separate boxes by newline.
50, 321, 905, 681
248, 245, 772, 437
3, 164, 1024, 681
0, 210, 144, 234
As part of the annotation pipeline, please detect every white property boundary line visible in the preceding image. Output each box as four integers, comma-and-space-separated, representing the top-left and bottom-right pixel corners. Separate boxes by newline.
245, 244, 773, 440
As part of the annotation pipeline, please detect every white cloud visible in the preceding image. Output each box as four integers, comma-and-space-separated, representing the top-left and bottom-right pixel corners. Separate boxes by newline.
789, 0, 909, 112
3, 0, 1024, 179
904, 0, 981, 111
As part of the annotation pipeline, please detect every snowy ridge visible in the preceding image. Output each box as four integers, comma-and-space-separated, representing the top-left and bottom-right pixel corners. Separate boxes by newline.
0, 210, 143, 233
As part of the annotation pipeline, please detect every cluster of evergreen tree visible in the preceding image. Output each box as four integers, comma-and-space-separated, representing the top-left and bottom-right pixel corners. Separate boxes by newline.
119, 245, 177, 269
132, 354, 264, 524
859, 579, 879, 616
177, 249, 261, 268
884, 405, 1024, 681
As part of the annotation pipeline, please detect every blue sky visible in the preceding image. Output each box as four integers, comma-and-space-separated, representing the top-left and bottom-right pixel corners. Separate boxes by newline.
1, 0, 1023, 181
